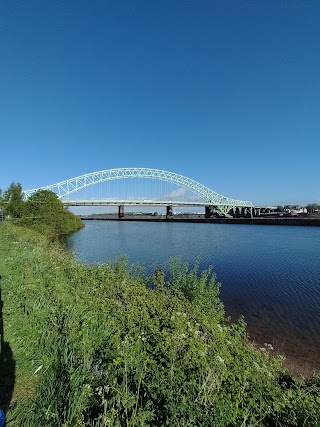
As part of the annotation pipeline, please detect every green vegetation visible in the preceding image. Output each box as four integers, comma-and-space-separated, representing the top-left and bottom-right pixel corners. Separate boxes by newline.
306, 203, 320, 213
0, 183, 320, 425
0, 183, 24, 219
0, 183, 83, 239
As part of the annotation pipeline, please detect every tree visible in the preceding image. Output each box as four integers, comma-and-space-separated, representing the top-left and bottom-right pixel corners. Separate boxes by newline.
306, 203, 320, 213
2, 182, 24, 218
24, 189, 83, 238
0, 189, 3, 220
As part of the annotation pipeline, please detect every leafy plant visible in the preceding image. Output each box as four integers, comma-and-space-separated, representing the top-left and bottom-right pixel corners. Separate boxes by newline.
1, 221, 320, 426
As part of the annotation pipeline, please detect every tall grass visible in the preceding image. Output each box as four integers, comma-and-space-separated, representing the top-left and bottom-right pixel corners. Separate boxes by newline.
1, 221, 320, 426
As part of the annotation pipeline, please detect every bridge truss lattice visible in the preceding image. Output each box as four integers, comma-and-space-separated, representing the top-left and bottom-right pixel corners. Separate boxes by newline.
23, 168, 254, 216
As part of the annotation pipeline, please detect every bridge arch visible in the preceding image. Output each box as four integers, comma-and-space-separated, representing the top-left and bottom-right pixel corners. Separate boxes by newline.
23, 167, 253, 213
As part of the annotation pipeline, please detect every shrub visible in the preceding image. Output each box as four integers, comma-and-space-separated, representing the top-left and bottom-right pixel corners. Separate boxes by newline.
2, 222, 320, 426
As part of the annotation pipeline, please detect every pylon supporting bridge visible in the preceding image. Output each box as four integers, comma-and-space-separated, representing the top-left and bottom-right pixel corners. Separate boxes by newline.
23, 167, 254, 216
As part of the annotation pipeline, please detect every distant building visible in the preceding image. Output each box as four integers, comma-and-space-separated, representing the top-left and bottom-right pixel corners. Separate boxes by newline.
284, 206, 307, 216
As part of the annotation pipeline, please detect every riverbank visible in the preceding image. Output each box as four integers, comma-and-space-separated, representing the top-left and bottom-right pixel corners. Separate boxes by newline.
73, 219, 320, 378
1, 221, 320, 425
79, 214, 320, 226
232, 310, 320, 379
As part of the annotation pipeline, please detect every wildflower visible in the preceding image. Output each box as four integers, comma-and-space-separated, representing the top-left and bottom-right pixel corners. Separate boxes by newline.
264, 343, 274, 351
216, 356, 224, 364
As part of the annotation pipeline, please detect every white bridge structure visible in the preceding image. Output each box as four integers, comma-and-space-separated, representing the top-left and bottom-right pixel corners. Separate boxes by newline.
23, 167, 258, 218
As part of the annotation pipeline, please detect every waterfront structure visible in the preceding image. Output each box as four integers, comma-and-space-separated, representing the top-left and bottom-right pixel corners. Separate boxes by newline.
23, 167, 257, 218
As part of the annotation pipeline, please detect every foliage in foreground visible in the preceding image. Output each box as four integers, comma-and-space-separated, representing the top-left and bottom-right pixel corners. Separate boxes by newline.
0, 222, 319, 426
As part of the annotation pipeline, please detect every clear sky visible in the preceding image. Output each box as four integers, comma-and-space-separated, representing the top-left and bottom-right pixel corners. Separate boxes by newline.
1, 0, 319, 206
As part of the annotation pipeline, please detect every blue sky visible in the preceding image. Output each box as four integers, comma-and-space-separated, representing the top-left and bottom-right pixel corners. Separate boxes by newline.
1, 0, 319, 206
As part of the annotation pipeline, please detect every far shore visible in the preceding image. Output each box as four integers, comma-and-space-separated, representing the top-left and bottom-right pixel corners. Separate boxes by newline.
79, 214, 320, 226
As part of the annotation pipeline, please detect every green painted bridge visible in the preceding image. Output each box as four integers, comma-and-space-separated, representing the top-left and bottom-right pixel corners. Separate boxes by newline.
23, 167, 257, 217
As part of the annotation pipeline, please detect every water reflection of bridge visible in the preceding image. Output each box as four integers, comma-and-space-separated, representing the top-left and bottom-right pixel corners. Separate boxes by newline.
23, 167, 272, 218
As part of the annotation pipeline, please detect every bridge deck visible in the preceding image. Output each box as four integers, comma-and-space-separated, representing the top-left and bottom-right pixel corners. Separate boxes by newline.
62, 199, 255, 207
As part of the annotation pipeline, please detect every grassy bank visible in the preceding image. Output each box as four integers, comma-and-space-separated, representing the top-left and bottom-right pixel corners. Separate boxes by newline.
1, 221, 320, 426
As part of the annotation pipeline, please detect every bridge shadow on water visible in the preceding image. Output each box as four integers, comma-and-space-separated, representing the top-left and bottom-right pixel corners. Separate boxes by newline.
0, 274, 16, 416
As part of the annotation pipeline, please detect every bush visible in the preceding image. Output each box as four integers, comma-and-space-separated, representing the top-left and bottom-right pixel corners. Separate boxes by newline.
1, 223, 320, 426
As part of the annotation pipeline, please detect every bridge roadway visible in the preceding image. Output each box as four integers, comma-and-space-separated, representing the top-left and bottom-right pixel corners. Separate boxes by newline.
23, 168, 261, 217
63, 199, 271, 219
22, 167, 257, 217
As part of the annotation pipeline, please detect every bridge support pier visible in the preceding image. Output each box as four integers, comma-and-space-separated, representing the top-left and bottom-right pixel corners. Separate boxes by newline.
166, 205, 173, 219
118, 205, 124, 218
205, 206, 215, 218
243, 207, 253, 217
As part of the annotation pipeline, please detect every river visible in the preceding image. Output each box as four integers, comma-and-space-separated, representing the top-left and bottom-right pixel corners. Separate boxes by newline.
67, 220, 320, 376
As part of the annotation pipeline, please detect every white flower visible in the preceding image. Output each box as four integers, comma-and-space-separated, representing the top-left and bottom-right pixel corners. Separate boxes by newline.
216, 356, 224, 364
264, 343, 274, 351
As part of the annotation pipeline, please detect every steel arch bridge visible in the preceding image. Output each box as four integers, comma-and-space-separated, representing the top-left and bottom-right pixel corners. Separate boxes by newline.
23, 167, 254, 216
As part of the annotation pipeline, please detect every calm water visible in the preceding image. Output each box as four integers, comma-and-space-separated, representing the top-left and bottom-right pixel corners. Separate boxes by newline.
67, 220, 320, 372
